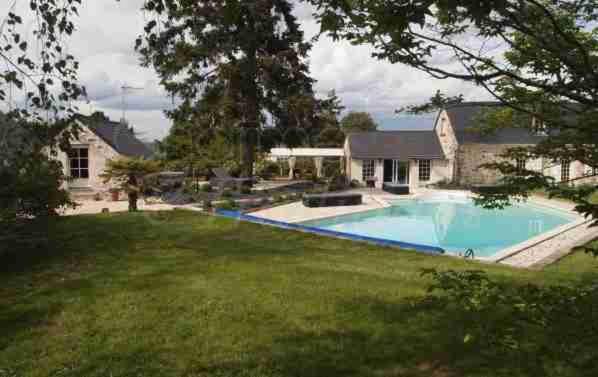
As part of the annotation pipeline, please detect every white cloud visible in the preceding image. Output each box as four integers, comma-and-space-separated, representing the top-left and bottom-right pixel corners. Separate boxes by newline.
3, 0, 492, 140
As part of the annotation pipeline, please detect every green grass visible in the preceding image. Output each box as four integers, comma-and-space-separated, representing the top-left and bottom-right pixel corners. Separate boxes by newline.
1, 211, 597, 377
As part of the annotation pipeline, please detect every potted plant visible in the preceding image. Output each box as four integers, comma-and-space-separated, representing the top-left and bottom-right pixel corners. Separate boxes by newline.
109, 187, 120, 202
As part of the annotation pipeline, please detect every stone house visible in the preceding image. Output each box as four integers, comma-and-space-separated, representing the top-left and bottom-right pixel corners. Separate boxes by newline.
345, 102, 597, 191
55, 115, 152, 198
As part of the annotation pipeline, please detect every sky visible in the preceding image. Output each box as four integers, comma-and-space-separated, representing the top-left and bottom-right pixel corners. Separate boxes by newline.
4, 0, 491, 141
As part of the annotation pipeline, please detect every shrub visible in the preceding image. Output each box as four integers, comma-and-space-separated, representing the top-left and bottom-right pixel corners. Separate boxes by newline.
239, 185, 252, 195
256, 160, 280, 180
221, 189, 233, 198
200, 183, 213, 193
215, 199, 238, 211
327, 173, 348, 192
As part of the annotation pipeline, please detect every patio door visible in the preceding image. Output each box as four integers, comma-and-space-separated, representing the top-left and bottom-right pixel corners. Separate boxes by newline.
384, 160, 409, 184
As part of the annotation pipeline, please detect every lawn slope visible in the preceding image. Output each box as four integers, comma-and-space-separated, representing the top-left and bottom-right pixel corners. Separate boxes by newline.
1, 211, 597, 377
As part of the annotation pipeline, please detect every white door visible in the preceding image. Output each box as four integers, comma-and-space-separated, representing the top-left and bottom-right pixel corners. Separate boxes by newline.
68, 147, 90, 188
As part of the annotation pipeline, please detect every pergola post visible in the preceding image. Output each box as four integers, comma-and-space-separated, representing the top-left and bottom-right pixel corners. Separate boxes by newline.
314, 157, 324, 178
288, 157, 296, 180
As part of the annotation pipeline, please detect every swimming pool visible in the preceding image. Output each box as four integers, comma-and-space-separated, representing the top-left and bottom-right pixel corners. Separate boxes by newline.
301, 197, 578, 257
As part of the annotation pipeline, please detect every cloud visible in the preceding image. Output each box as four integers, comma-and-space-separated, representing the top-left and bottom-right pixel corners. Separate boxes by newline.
3, 0, 491, 140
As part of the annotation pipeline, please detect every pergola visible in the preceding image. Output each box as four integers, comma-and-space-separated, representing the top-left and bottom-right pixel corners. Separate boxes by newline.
269, 148, 345, 179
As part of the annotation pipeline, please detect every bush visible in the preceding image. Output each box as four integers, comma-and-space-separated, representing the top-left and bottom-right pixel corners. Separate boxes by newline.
256, 160, 280, 180
327, 173, 348, 192
221, 189, 234, 198
215, 199, 238, 211
239, 185, 252, 195
200, 183, 213, 193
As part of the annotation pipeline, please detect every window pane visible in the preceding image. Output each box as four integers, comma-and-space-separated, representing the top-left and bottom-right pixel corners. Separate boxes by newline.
419, 160, 431, 181
80, 159, 89, 169
79, 148, 88, 158
362, 160, 375, 180
70, 159, 79, 168
70, 169, 80, 178
80, 169, 89, 179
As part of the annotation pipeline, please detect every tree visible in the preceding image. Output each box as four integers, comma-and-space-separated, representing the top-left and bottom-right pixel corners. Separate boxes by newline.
397, 90, 463, 115
101, 158, 160, 212
1, 0, 85, 222
310, 0, 598, 241
0, 116, 73, 221
137, 0, 318, 177
340, 112, 378, 133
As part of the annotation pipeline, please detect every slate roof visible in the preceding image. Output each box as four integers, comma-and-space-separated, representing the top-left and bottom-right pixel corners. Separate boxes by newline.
347, 130, 445, 160
439, 102, 546, 144
80, 117, 153, 158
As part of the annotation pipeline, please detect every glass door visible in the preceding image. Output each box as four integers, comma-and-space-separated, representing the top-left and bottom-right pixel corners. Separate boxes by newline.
392, 160, 409, 185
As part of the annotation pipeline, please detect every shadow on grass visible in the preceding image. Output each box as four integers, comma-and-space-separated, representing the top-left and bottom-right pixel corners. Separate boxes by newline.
195, 292, 598, 377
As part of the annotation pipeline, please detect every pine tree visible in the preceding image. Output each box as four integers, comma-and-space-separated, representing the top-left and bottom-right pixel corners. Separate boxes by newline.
137, 0, 316, 176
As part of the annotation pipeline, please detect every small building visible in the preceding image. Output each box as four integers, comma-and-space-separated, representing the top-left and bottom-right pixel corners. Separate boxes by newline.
55, 115, 152, 198
344, 130, 449, 190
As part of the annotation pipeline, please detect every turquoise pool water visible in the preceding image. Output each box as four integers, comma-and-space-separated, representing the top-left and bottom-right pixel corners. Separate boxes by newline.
302, 198, 577, 257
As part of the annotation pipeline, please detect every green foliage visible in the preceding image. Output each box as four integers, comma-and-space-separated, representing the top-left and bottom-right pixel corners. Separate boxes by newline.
327, 173, 348, 192
220, 189, 233, 198
239, 185, 252, 195
138, 0, 321, 175
397, 90, 464, 115
423, 268, 598, 375
100, 158, 161, 212
340, 112, 378, 133
255, 159, 280, 180
0, 120, 74, 221
200, 183, 213, 193
215, 199, 238, 211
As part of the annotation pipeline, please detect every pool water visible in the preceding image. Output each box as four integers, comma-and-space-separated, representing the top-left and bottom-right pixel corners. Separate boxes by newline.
302, 198, 577, 257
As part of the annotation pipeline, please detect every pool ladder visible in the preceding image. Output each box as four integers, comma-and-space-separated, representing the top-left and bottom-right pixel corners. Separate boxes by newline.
464, 248, 475, 259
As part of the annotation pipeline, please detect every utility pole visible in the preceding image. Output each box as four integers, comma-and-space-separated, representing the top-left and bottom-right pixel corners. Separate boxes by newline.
121, 84, 144, 123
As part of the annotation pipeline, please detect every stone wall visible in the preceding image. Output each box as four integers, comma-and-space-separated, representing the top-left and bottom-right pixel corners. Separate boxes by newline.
455, 143, 530, 185
434, 110, 459, 182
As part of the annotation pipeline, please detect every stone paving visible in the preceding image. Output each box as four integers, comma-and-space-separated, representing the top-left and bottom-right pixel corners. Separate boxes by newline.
62, 199, 201, 216
499, 220, 598, 268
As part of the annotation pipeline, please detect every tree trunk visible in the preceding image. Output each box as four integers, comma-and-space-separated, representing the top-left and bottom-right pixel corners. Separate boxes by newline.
128, 175, 138, 212
240, 10, 259, 178
128, 191, 138, 212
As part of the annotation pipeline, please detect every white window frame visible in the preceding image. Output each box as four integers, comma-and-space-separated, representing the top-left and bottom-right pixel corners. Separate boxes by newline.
68, 147, 90, 179
560, 159, 570, 182
516, 158, 526, 173
362, 159, 376, 181
418, 159, 431, 181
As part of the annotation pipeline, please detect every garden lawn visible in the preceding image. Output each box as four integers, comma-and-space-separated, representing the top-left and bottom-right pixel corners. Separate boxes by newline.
1, 210, 597, 377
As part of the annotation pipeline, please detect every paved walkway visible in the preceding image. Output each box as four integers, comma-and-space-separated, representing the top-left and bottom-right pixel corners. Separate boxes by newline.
250, 194, 390, 223
62, 200, 202, 216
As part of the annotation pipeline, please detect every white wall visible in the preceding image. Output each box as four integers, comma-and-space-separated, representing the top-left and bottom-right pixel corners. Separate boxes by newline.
55, 125, 121, 193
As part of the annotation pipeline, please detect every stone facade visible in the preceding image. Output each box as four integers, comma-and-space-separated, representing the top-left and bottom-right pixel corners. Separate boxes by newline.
55, 124, 122, 195
434, 111, 459, 182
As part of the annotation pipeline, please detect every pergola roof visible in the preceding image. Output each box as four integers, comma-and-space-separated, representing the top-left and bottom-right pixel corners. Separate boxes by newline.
269, 148, 344, 157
